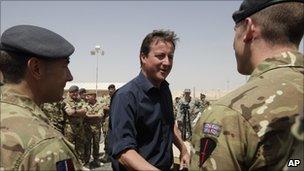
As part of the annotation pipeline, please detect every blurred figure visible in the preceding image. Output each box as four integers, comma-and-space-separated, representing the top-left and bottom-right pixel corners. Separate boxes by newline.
63, 85, 87, 164
83, 91, 104, 168
199, 93, 210, 112
79, 88, 87, 102
176, 89, 201, 141
41, 99, 66, 134
100, 84, 116, 163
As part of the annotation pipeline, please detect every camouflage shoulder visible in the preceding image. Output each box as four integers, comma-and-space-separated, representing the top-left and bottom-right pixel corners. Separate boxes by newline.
17, 137, 82, 170
1, 103, 66, 170
215, 65, 303, 137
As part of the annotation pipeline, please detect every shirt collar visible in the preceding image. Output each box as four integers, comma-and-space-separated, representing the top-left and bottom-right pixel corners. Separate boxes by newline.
249, 51, 304, 82
136, 71, 169, 92
1, 85, 50, 123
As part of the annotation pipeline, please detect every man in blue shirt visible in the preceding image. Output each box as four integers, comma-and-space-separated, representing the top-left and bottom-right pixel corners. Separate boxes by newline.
108, 30, 190, 170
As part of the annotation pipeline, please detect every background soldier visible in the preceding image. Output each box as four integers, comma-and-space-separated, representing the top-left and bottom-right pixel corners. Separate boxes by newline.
63, 85, 87, 164
83, 91, 104, 168
41, 99, 66, 134
176, 89, 201, 140
79, 88, 87, 102
100, 84, 116, 163
0, 25, 82, 170
199, 93, 209, 112
190, 0, 304, 170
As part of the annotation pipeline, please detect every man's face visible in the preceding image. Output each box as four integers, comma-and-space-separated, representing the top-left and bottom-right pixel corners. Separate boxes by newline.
80, 92, 86, 99
184, 92, 191, 98
69, 91, 78, 100
41, 58, 73, 102
87, 94, 96, 104
200, 94, 206, 101
108, 87, 116, 97
141, 39, 174, 86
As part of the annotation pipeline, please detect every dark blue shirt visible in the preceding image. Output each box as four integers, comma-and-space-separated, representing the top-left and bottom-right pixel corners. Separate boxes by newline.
107, 72, 175, 171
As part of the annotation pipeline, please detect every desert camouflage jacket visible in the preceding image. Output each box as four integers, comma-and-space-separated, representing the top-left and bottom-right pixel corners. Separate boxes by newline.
0, 85, 81, 170
190, 51, 304, 170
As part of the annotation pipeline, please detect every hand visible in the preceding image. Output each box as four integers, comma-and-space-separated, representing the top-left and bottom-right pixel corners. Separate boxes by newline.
179, 149, 190, 170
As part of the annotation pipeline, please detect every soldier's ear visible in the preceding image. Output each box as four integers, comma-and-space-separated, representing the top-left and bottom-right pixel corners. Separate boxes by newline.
243, 17, 259, 43
27, 57, 46, 80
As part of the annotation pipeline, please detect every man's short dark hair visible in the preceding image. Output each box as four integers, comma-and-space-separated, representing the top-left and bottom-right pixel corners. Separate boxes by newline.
0, 51, 29, 84
108, 84, 115, 90
251, 2, 304, 46
139, 30, 179, 66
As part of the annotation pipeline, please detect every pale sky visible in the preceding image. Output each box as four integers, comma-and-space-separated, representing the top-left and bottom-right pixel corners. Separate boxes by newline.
1, 0, 303, 93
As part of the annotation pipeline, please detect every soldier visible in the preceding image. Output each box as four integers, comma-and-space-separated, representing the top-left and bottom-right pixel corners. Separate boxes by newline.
83, 91, 104, 168
0, 25, 82, 170
41, 100, 66, 134
173, 96, 181, 118
199, 93, 210, 112
79, 88, 87, 102
63, 85, 87, 164
0, 70, 3, 86
176, 89, 201, 140
190, 0, 304, 170
100, 84, 116, 163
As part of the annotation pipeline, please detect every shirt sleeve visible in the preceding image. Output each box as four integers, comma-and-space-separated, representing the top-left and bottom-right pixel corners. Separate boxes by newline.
108, 91, 138, 158
190, 105, 259, 170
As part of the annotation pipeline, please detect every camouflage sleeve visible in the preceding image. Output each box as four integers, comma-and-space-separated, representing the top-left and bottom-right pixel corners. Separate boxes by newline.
190, 105, 259, 170
63, 100, 76, 116
18, 138, 82, 170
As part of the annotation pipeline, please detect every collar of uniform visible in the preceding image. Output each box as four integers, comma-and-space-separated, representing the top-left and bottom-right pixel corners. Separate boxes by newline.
249, 51, 304, 82
0, 85, 50, 123
136, 71, 169, 92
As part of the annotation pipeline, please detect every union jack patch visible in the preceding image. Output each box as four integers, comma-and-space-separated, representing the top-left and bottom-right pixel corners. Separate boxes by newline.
203, 123, 222, 137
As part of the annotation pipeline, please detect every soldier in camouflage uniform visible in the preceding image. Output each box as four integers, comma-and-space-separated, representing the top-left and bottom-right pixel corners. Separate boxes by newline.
199, 93, 209, 112
63, 85, 87, 164
190, 0, 304, 170
83, 92, 104, 167
100, 84, 116, 162
0, 25, 82, 170
41, 100, 66, 134
176, 89, 201, 140
173, 96, 181, 118
79, 88, 87, 102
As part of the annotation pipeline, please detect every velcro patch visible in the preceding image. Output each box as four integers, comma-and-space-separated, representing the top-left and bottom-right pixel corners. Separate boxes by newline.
56, 158, 75, 171
203, 123, 222, 137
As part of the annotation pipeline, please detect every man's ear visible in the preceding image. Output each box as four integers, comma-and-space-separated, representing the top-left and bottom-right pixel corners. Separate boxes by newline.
243, 18, 259, 43
140, 53, 147, 65
27, 57, 46, 80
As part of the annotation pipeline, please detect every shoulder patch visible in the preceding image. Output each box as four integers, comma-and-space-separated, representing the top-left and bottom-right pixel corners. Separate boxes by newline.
56, 158, 75, 171
203, 123, 222, 137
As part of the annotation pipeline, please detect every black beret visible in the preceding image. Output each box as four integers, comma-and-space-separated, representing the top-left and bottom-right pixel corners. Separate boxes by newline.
0, 25, 74, 59
108, 84, 115, 89
68, 85, 79, 92
79, 88, 86, 93
232, 0, 304, 24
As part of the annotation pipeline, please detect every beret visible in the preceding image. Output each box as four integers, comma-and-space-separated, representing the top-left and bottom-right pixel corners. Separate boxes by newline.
108, 84, 115, 89
232, 0, 304, 24
85, 90, 96, 95
79, 88, 86, 93
68, 85, 79, 92
184, 89, 191, 93
0, 25, 74, 59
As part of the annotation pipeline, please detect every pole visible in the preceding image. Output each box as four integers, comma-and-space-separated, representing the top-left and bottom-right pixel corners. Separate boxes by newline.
96, 54, 98, 95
